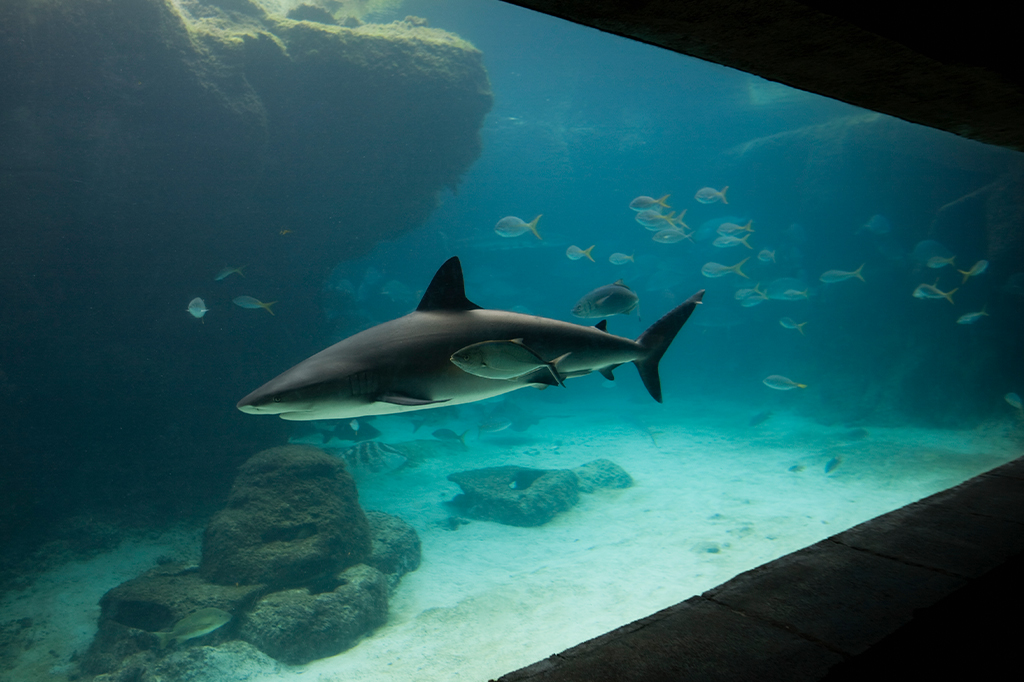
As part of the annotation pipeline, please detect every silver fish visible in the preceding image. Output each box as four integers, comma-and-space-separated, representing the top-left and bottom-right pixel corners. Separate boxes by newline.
232, 296, 276, 315
187, 297, 209, 319
695, 186, 728, 204
819, 265, 864, 283
629, 195, 670, 211
154, 608, 231, 648
215, 266, 245, 281
451, 338, 569, 387
572, 280, 639, 318
494, 215, 542, 239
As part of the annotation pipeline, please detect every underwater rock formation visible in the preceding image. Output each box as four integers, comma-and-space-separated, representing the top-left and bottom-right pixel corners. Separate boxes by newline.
82, 562, 263, 676
201, 445, 371, 589
240, 564, 389, 665
82, 445, 422, 675
364, 510, 422, 591
446, 459, 633, 526
571, 458, 633, 493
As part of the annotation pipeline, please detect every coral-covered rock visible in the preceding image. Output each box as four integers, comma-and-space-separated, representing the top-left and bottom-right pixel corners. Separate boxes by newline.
446, 466, 580, 527
364, 511, 421, 591
81, 562, 262, 676
572, 459, 634, 493
200, 445, 371, 589
240, 564, 388, 664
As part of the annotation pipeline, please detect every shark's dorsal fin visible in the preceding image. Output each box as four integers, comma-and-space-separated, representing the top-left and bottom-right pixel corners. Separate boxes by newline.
417, 257, 482, 312
595, 320, 608, 332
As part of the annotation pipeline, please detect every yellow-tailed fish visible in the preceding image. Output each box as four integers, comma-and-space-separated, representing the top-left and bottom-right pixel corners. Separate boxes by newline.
233, 296, 276, 315
957, 260, 989, 284
716, 220, 753, 235
927, 255, 956, 269
712, 233, 752, 249
629, 195, 670, 211
215, 266, 246, 281
608, 252, 635, 265
701, 257, 749, 279
757, 249, 776, 263
912, 281, 957, 304
779, 317, 807, 335
779, 289, 809, 300
763, 375, 807, 390
695, 186, 728, 204
956, 307, 988, 324
653, 228, 692, 244
494, 215, 542, 239
635, 209, 677, 230
566, 245, 595, 262
819, 264, 864, 283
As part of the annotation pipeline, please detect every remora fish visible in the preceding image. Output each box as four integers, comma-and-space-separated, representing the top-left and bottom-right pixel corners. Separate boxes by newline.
237, 257, 704, 420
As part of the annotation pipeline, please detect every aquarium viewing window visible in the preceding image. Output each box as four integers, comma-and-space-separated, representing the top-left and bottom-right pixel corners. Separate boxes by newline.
0, 1, 1021, 681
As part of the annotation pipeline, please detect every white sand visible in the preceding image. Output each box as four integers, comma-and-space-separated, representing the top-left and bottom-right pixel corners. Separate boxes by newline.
2, 395, 1019, 682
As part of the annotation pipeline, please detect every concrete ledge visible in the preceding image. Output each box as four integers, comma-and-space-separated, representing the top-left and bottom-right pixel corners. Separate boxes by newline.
497, 456, 1024, 681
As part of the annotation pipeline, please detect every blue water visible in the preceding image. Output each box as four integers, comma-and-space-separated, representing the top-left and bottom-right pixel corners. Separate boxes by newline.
2, 1, 1023, 681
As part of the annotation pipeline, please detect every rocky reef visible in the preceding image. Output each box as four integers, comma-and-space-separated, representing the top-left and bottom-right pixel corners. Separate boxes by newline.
446, 459, 634, 527
82, 446, 421, 676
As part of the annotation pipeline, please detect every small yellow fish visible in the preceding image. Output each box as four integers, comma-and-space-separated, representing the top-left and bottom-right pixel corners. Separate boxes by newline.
701, 257, 749, 279
215, 266, 246, 281
712, 233, 752, 249
763, 375, 807, 390
927, 255, 956, 269
279, 229, 293, 235
957, 260, 989, 284
233, 296, 276, 315
695, 186, 729, 204
652, 228, 692, 244
608, 252, 635, 265
734, 283, 766, 301
757, 249, 775, 263
566, 245, 595, 262
912, 281, 957, 304
629, 194, 671, 211
956, 307, 988, 325
819, 264, 864, 283
779, 289, 809, 300
495, 215, 542, 239
635, 209, 678, 230
779, 317, 807, 335
716, 220, 753, 235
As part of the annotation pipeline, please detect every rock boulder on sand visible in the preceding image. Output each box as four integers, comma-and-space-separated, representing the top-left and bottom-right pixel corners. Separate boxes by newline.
200, 445, 371, 589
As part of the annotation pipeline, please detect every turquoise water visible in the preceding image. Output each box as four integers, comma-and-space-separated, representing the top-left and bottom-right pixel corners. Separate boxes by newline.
1, 1, 1022, 681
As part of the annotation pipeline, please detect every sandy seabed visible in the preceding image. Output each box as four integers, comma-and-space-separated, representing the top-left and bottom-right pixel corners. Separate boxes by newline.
3, 393, 1020, 682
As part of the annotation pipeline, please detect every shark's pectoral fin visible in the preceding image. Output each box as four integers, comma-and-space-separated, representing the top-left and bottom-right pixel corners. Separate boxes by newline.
376, 394, 451, 407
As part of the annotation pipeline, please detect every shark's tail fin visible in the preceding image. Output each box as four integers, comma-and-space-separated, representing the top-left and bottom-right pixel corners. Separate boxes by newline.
633, 290, 704, 402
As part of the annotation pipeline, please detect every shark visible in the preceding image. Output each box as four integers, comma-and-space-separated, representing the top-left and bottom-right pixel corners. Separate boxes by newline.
237, 257, 704, 421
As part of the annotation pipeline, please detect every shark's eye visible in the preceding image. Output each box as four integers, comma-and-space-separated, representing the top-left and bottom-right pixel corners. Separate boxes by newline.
273, 396, 282, 403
